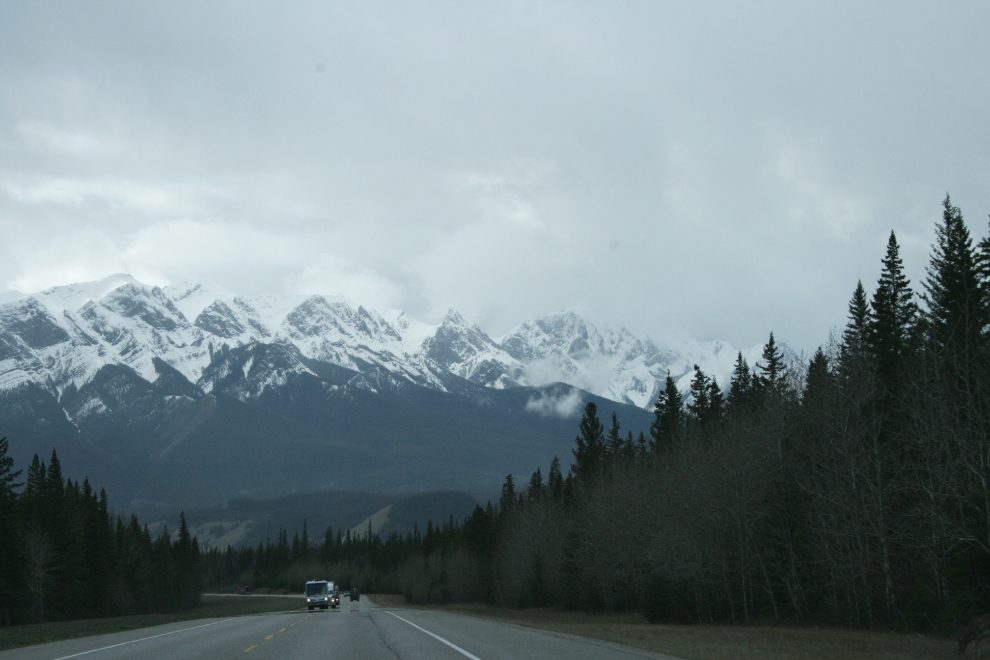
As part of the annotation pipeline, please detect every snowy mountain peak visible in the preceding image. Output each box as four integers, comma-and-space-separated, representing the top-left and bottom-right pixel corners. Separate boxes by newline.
34, 273, 144, 314
164, 281, 238, 321
440, 308, 469, 326
0, 274, 779, 411
383, 309, 437, 350
97, 283, 189, 332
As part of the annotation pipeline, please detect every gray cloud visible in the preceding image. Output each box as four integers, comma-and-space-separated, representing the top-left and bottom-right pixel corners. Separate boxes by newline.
1, 1, 988, 353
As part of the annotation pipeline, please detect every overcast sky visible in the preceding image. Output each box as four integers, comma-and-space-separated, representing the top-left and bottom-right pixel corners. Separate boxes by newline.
1, 2, 988, 352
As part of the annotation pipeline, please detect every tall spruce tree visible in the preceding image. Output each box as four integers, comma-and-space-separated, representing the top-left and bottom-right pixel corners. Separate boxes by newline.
726, 352, 752, 417
685, 366, 722, 427
605, 411, 624, 461
803, 347, 833, 407
840, 281, 870, 374
686, 365, 711, 425
921, 195, 988, 359
527, 467, 545, 501
0, 436, 20, 496
650, 373, 683, 451
623, 431, 635, 460
844, 281, 870, 345
756, 332, 787, 396
707, 376, 724, 423
499, 474, 517, 514
174, 512, 197, 608
22, 455, 44, 512
868, 231, 918, 382
547, 457, 563, 501
572, 402, 605, 480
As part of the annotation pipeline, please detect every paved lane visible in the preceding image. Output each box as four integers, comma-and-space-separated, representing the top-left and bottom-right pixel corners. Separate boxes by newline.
0, 596, 684, 660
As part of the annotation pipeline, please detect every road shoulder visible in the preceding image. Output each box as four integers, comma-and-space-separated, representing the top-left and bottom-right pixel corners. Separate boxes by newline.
365, 595, 952, 660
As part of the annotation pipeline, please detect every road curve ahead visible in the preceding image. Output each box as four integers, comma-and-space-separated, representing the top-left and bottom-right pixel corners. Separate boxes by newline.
0, 596, 684, 660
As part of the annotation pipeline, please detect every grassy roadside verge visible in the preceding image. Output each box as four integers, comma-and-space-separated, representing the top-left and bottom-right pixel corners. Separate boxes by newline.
0, 595, 305, 652
368, 594, 955, 660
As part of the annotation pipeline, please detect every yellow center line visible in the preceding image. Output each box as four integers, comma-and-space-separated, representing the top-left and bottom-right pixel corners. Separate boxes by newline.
265, 635, 274, 640
244, 644, 258, 652
279, 628, 286, 632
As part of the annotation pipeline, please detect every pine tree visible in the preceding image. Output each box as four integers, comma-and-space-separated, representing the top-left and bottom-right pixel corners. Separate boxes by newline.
922, 195, 988, 359
605, 412, 623, 461
45, 449, 63, 493
803, 346, 833, 407
868, 231, 918, 382
707, 376, 724, 423
726, 352, 752, 417
80, 479, 112, 616
650, 373, 683, 451
174, 511, 197, 608
686, 365, 711, 425
499, 474, 516, 514
0, 436, 21, 497
527, 467, 545, 502
841, 281, 870, 372
547, 457, 563, 501
756, 332, 788, 395
22, 454, 44, 515
572, 402, 604, 480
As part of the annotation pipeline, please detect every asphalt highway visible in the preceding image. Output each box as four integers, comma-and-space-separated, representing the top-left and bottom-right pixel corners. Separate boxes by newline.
0, 596, 684, 660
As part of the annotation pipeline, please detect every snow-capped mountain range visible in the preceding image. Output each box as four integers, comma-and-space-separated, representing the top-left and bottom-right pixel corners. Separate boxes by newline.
0, 273, 776, 413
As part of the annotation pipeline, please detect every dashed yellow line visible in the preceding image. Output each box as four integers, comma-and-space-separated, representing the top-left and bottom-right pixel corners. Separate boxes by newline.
245, 616, 312, 652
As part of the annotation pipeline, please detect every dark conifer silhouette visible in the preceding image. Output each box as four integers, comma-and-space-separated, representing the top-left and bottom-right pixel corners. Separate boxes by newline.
572, 402, 604, 480
922, 194, 988, 358
840, 281, 870, 374
605, 411, 624, 461
726, 351, 752, 417
650, 373, 683, 451
867, 231, 918, 382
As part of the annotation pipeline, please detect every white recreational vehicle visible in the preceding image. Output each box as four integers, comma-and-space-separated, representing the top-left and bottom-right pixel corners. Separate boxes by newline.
305, 580, 339, 610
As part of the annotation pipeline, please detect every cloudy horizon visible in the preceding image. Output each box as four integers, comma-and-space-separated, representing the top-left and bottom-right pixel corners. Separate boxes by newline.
2, 2, 988, 354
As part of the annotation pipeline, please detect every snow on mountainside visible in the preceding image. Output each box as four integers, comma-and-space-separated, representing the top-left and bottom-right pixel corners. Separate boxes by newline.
0, 274, 783, 413
499, 311, 768, 409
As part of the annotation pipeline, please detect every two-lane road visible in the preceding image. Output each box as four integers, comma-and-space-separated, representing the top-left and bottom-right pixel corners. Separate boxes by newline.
0, 596, 684, 660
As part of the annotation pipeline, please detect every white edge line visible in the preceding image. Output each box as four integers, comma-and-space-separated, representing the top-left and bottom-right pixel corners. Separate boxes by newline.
387, 611, 483, 660
51, 618, 235, 660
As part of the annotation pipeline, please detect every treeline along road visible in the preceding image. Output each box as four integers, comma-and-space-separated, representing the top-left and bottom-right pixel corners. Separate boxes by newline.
201, 195, 990, 634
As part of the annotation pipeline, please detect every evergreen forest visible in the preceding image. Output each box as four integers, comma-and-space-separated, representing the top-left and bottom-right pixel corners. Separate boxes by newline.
0, 446, 201, 626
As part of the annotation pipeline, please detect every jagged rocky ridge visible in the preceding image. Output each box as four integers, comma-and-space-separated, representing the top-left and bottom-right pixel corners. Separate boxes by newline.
0, 273, 774, 411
